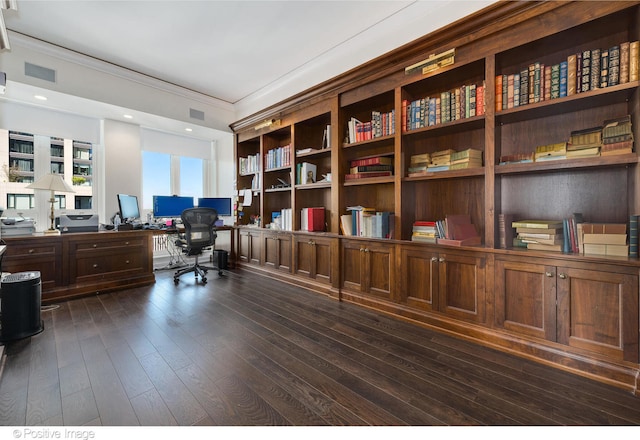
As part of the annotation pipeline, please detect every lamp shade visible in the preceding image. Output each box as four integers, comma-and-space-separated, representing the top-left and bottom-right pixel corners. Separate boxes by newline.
26, 173, 75, 193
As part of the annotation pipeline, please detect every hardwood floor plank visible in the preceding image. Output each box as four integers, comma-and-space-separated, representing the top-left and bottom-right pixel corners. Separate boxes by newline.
61, 387, 99, 426
137, 351, 207, 425
58, 360, 91, 398
130, 388, 178, 426
105, 343, 155, 399
81, 339, 140, 426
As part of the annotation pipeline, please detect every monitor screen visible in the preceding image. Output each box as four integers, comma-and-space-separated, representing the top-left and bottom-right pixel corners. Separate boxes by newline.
117, 194, 141, 222
197, 197, 232, 216
153, 195, 194, 218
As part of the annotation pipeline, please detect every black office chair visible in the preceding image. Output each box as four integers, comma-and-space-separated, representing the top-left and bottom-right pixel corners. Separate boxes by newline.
173, 207, 223, 284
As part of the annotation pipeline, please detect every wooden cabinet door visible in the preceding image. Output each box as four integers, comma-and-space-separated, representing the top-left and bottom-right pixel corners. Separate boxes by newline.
495, 258, 557, 341
438, 252, 486, 323
238, 229, 261, 265
363, 241, 394, 299
399, 245, 439, 312
341, 240, 365, 292
556, 267, 639, 363
263, 231, 291, 273
294, 235, 333, 285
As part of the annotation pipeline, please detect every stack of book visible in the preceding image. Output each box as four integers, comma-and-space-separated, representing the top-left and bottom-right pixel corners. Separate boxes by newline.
427, 149, 454, 172
566, 126, 601, 158
511, 219, 564, 251
534, 142, 567, 162
408, 153, 431, 175
582, 223, 628, 256
264, 144, 292, 170
411, 221, 437, 243
601, 115, 634, 156
450, 148, 483, 170
345, 156, 393, 181
498, 153, 534, 165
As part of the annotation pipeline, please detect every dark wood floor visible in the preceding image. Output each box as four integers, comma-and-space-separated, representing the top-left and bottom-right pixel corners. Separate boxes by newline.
1, 267, 640, 426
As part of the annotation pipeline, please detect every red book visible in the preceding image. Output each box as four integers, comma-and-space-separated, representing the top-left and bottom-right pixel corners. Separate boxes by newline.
350, 156, 393, 167
476, 84, 485, 116
301, 207, 325, 232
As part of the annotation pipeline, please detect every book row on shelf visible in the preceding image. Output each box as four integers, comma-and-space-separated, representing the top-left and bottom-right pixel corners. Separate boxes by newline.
239, 153, 260, 175
341, 206, 394, 239
498, 214, 640, 257
411, 214, 481, 246
409, 148, 483, 174
496, 40, 639, 110
346, 109, 396, 144
264, 144, 292, 170
402, 81, 486, 132
499, 114, 634, 164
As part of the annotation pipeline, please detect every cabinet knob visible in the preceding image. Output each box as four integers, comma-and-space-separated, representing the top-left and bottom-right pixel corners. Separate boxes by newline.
545, 272, 553, 277
438, 257, 445, 263
558, 273, 567, 279
125, 241, 129, 245
364, 248, 369, 253
125, 260, 130, 264
93, 244, 98, 248
28, 249, 34, 254
359, 248, 364, 252
93, 263, 98, 268
431, 257, 438, 263
308, 240, 315, 246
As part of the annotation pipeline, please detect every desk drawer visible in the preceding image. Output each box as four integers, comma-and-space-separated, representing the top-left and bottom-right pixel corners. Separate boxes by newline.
4, 243, 58, 257
72, 251, 145, 281
73, 237, 144, 252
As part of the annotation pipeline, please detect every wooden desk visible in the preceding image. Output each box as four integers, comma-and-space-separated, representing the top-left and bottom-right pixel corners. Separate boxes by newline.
1, 230, 155, 303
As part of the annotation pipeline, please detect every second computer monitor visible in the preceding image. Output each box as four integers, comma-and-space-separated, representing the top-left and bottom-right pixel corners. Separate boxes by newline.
197, 197, 232, 216
152, 195, 194, 218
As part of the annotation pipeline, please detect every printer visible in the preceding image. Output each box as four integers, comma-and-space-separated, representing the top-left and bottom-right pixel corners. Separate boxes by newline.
1, 217, 36, 236
59, 214, 99, 233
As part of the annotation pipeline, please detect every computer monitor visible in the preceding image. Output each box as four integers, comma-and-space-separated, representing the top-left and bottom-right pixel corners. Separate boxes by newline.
152, 195, 194, 218
197, 197, 232, 216
117, 194, 141, 223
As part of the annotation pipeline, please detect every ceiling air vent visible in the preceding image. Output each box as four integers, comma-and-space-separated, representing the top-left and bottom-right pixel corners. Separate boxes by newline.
189, 108, 205, 121
24, 62, 56, 83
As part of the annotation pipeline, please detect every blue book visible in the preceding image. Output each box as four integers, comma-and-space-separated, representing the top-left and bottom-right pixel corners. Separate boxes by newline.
559, 61, 568, 97
428, 98, 436, 126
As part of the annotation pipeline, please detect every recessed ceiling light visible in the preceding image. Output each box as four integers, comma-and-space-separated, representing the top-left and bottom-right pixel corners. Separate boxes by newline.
185, 128, 193, 132
123, 114, 133, 119
34, 95, 47, 101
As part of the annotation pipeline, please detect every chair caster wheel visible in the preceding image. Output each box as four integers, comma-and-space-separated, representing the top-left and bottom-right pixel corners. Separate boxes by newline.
174, 278, 179, 284
202, 278, 207, 284
219, 271, 223, 276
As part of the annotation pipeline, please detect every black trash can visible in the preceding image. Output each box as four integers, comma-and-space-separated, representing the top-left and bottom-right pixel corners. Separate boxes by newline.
0, 271, 44, 342
214, 250, 228, 270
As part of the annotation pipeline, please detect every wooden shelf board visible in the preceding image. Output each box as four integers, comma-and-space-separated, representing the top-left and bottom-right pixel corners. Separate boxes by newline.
495, 154, 638, 175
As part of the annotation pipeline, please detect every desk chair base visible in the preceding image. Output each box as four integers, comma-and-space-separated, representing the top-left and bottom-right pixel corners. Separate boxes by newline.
173, 255, 224, 285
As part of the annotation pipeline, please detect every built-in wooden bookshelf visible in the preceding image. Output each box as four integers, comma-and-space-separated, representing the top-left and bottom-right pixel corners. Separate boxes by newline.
231, 1, 640, 395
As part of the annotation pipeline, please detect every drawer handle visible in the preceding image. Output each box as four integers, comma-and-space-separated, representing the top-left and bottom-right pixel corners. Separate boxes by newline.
431, 257, 438, 262
93, 244, 98, 248
558, 273, 567, 279
126, 260, 130, 264
29, 249, 35, 254
364, 248, 369, 253
93, 264, 99, 268
545, 272, 553, 277
125, 241, 129, 245
438, 257, 445, 263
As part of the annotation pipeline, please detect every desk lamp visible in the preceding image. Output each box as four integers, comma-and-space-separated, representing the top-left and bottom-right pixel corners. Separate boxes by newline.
26, 173, 74, 234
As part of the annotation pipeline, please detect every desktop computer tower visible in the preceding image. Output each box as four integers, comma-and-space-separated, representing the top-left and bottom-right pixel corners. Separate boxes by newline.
0, 271, 44, 342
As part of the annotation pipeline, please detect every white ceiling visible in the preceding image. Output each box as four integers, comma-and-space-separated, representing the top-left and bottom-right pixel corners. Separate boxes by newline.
1, 0, 496, 137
